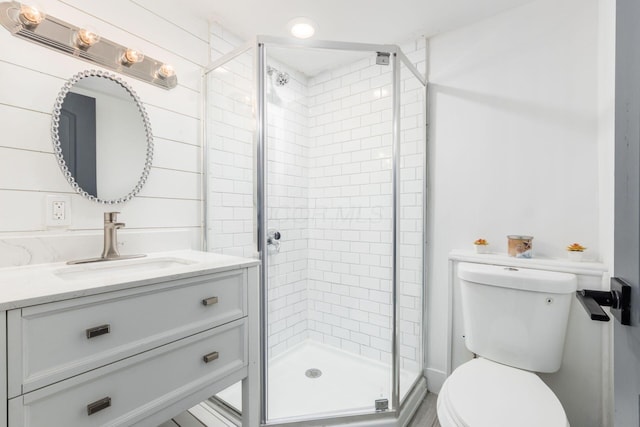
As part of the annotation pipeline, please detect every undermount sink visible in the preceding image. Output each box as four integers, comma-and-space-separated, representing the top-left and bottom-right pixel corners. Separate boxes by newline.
54, 256, 197, 281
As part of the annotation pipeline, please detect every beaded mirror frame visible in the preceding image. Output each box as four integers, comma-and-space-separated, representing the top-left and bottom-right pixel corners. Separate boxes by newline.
51, 69, 154, 204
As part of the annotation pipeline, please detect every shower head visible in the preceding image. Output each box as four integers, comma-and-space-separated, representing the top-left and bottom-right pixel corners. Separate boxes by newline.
267, 65, 290, 86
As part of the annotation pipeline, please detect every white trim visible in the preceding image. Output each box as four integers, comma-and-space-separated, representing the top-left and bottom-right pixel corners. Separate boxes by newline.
425, 368, 447, 394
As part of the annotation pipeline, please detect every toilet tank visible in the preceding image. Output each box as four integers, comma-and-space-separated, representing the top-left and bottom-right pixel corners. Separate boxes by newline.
458, 262, 577, 373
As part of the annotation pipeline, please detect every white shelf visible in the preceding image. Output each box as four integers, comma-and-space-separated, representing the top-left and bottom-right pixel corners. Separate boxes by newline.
448, 250, 608, 277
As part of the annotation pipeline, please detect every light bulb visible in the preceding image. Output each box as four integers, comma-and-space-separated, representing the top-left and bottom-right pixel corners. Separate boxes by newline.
75, 28, 100, 48
19, 3, 45, 27
288, 17, 316, 39
121, 48, 144, 66
157, 63, 175, 79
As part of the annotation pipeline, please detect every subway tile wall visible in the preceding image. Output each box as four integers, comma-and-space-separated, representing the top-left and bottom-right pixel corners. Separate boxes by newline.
265, 60, 311, 356
305, 54, 395, 362
207, 26, 426, 365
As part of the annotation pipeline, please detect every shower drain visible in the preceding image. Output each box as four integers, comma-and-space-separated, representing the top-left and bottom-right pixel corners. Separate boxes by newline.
305, 368, 322, 379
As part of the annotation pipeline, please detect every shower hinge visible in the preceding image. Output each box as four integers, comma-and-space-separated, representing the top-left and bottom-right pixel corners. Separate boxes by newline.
376, 52, 390, 66
375, 398, 389, 411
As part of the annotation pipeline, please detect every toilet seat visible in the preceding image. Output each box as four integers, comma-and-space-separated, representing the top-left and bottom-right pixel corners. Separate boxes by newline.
437, 358, 569, 427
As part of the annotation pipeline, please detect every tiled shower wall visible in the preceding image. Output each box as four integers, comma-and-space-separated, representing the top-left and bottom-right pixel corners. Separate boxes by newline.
207, 26, 425, 365
264, 61, 311, 357
305, 56, 395, 362
305, 41, 426, 367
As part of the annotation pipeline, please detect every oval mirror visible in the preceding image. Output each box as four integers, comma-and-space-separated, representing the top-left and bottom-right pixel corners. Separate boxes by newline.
51, 70, 153, 204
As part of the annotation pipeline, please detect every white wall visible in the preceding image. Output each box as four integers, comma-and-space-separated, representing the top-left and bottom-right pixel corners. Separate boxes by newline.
426, 0, 612, 425
0, 0, 208, 266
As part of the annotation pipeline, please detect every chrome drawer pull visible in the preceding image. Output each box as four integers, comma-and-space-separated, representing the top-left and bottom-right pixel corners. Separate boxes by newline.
86, 324, 110, 339
87, 396, 111, 415
203, 351, 219, 363
202, 296, 219, 306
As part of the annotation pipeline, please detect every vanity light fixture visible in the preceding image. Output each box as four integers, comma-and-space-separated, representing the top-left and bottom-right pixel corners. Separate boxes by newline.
121, 48, 144, 66
0, 1, 177, 89
288, 17, 316, 39
74, 27, 100, 49
18, 3, 44, 27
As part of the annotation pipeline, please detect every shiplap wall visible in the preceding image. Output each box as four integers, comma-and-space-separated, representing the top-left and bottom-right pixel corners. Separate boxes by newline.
0, 0, 208, 266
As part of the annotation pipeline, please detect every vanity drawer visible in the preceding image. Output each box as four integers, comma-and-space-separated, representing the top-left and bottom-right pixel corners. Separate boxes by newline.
9, 318, 247, 427
8, 269, 247, 395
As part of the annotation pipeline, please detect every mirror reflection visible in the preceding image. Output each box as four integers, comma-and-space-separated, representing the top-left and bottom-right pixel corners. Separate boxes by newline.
54, 72, 152, 203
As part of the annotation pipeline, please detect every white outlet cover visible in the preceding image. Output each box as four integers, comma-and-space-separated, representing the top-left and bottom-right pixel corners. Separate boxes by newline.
45, 195, 71, 227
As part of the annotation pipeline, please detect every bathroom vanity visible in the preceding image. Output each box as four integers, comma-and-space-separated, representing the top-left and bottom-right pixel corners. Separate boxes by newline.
0, 250, 260, 427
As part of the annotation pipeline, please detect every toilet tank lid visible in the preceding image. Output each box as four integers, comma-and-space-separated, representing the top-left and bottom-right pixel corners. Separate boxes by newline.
458, 262, 577, 294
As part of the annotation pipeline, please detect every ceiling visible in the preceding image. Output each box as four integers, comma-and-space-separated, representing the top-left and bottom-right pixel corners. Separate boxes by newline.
184, 0, 535, 76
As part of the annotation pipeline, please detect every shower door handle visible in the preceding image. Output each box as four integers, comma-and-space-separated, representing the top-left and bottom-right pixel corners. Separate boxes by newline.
267, 230, 281, 243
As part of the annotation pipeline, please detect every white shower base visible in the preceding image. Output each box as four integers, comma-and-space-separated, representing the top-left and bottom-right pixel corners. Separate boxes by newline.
216, 340, 417, 422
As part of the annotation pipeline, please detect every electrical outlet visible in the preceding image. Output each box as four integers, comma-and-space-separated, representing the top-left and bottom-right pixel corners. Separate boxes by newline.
52, 201, 65, 220
45, 195, 71, 227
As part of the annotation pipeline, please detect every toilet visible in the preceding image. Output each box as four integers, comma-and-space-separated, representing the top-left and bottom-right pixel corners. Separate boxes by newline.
437, 262, 577, 427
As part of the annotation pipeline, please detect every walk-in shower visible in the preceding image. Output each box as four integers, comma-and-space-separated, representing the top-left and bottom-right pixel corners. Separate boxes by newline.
204, 36, 427, 427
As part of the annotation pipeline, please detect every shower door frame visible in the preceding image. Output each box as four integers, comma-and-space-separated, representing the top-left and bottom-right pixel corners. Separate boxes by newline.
203, 35, 428, 427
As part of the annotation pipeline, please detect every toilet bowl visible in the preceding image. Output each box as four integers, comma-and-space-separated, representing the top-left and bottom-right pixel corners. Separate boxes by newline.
438, 262, 577, 427
437, 358, 569, 427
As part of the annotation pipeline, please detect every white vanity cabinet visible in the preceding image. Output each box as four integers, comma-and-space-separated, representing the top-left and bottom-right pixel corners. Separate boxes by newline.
0, 251, 260, 427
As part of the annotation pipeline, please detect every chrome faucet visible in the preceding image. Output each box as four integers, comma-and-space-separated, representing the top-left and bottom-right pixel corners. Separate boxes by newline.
102, 212, 125, 259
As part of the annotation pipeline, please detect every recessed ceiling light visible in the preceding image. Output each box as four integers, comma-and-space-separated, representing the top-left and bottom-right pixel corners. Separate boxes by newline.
288, 17, 316, 39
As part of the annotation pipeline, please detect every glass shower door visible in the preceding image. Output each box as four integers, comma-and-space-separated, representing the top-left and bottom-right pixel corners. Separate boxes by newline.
204, 39, 427, 426
262, 44, 395, 423
398, 57, 426, 403
205, 45, 256, 415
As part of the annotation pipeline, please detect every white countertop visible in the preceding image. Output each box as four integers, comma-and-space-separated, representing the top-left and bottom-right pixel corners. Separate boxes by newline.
0, 250, 260, 310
